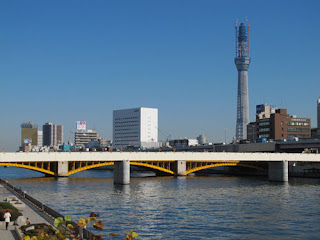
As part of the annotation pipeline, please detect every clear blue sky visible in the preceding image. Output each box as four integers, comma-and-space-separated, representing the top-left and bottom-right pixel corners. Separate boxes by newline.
1, 0, 319, 151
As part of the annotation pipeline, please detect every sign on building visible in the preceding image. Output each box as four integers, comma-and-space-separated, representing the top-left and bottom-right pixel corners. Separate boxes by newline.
76, 121, 86, 131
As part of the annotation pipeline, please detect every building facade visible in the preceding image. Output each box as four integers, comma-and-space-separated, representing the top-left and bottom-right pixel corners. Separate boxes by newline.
113, 107, 158, 149
75, 129, 101, 146
43, 122, 63, 147
311, 98, 320, 138
37, 130, 43, 147
247, 106, 311, 141
317, 98, 320, 128
21, 122, 38, 146
169, 139, 198, 148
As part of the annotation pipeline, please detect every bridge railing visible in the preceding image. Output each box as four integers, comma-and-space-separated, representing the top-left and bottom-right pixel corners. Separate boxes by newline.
0, 178, 94, 240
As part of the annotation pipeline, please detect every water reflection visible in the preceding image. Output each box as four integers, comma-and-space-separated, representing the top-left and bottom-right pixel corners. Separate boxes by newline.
1, 167, 320, 239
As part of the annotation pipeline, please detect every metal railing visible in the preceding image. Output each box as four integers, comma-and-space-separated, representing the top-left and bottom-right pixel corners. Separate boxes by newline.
0, 178, 94, 239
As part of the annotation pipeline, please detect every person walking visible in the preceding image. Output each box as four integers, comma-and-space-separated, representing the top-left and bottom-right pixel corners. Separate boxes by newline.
4, 210, 11, 230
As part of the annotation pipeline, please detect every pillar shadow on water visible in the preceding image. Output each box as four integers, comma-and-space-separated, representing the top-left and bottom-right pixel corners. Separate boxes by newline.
113, 184, 130, 193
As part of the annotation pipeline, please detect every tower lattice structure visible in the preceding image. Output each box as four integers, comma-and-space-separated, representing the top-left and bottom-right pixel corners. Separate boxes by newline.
235, 20, 251, 140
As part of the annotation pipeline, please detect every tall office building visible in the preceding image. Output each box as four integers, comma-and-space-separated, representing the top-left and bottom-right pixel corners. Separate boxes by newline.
43, 122, 64, 147
235, 21, 251, 140
21, 121, 38, 146
312, 98, 320, 138
317, 98, 320, 128
113, 107, 158, 149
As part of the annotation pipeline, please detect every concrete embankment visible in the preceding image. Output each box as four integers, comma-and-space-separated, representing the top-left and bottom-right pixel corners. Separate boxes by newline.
0, 178, 92, 240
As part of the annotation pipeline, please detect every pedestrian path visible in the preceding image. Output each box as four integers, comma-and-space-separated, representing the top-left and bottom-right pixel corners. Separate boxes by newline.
0, 184, 53, 240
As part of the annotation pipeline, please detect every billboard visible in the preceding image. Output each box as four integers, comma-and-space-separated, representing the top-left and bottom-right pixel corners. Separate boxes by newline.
76, 121, 86, 131
24, 139, 32, 144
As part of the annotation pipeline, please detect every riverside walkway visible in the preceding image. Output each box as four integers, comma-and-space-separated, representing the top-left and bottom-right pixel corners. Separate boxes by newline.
0, 184, 52, 240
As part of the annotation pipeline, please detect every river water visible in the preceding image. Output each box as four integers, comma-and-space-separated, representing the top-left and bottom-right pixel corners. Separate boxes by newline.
1, 166, 319, 239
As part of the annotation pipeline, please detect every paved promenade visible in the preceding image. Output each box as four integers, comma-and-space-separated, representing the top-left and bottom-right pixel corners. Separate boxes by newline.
0, 184, 53, 240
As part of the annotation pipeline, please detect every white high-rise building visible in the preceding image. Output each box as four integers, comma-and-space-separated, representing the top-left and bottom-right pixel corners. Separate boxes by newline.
37, 130, 43, 147
113, 107, 158, 149
317, 98, 320, 128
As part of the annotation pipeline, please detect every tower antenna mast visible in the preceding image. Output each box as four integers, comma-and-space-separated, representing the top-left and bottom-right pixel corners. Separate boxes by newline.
246, 17, 250, 57
235, 18, 238, 57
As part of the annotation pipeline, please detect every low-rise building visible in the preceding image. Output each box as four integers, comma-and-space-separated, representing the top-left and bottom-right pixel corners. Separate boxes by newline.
75, 129, 101, 146
169, 139, 198, 148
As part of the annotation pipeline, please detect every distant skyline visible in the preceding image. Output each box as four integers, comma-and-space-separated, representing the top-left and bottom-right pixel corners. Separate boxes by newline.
1, 1, 320, 151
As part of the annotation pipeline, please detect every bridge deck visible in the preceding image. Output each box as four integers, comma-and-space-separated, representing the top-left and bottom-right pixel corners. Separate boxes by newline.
0, 152, 320, 162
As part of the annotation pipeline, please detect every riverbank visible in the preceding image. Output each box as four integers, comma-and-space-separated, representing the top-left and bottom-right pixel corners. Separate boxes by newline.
0, 179, 94, 240
0, 183, 53, 239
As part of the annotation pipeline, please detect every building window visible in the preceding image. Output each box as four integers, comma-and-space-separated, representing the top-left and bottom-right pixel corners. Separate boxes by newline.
288, 122, 310, 126
287, 128, 309, 132
258, 121, 270, 126
259, 134, 270, 138
259, 128, 270, 132
287, 134, 309, 138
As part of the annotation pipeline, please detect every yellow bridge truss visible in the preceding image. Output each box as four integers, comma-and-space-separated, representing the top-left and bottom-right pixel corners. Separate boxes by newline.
186, 161, 240, 174
0, 160, 264, 176
0, 162, 55, 175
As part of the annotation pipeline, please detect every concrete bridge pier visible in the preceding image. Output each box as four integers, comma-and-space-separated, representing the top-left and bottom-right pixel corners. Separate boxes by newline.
268, 161, 288, 182
56, 161, 69, 177
175, 160, 186, 176
114, 160, 130, 184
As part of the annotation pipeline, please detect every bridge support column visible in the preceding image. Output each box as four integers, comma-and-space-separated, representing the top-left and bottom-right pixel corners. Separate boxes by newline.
114, 160, 130, 185
268, 161, 288, 182
56, 161, 69, 177
175, 160, 186, 176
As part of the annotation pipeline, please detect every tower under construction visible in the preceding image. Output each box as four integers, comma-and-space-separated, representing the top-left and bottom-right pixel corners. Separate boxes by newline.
235, 20, 251, 140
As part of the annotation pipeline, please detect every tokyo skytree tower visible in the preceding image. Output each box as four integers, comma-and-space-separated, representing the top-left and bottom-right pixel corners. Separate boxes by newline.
235, 20, 251, 140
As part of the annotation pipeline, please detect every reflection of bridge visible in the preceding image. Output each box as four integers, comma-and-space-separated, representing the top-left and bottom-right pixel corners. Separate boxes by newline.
0, 152, 319, 184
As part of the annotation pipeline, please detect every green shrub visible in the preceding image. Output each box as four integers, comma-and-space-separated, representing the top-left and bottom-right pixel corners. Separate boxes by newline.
0, 202, 19, 212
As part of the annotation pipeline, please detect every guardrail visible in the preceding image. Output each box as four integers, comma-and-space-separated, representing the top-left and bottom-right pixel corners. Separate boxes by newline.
0, 178, 94, 239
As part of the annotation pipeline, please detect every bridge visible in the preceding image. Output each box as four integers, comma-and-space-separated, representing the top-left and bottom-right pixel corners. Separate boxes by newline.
0, 152, 319, 184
